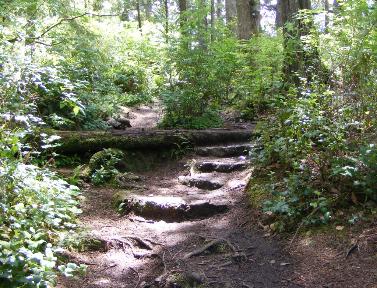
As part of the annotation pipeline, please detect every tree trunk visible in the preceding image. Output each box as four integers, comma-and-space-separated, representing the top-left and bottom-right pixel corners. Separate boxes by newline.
236, 0, 251, 39
211, 0, 215, 41
281, 0, 315, 87
198, 0, 208, 48
178, 0, 188, 28
276, 0, 283, 28
145, 0, 152, 20
225, 0, 237, 24
164, 0, 169, 38
136, 0, 142, 33
216, 0, 223, 19
250, 0, 261, 35
324, 0, 329, 32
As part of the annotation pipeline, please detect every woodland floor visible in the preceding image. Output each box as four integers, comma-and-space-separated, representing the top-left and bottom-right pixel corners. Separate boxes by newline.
58, 103, 377, 288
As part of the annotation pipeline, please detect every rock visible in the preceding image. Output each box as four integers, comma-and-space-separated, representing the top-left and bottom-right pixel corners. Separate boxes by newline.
107, 117, 122, 129
195, 144, 254, 157
116, 116, 132, 128
165, 272, 204, 288
115, 172, 142, 188
178, 175, 223, 190
107, 116, 132, 129
195, 160, 248, 173
119, 195, 228, 222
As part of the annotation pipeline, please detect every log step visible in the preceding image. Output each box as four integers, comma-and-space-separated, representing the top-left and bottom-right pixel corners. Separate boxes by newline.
195, 144, 254, 157
117, 195, 229, 222
195, 160, 248, 173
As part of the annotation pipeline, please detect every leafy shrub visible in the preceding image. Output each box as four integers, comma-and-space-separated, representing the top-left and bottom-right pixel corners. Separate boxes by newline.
0, 160, 83, 287
87, 148, 125, 185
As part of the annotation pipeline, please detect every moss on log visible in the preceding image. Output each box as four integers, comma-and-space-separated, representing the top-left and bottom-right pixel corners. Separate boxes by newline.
54, 128, 254, 155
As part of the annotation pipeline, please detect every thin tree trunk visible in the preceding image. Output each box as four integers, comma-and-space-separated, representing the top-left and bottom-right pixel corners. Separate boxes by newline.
211, 0, 215, 41
198, 0, 208, 48
250, 0, 261, 35
136, 0, 142, 33
324, 0, 329, 32
178, 0, 188, 28
145, 0, 152, 19
216, 0, 222, 19
276, 0, 283, 28
164, 0, 169, 42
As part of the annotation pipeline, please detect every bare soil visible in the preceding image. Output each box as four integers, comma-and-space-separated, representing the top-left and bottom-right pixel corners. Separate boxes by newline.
58, 150, 300, 288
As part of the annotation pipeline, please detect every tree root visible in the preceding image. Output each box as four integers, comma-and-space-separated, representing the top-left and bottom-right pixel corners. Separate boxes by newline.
183, 238, 237, 259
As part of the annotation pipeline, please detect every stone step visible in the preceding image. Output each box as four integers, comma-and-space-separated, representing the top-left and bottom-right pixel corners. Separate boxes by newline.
195, 143, 253, 158
116, 195, 229, 222
194, 159, 248, 173
178, 175, 224, 190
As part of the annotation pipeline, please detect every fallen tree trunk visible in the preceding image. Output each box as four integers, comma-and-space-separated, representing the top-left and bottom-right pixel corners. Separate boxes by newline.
54, 128, 255, 155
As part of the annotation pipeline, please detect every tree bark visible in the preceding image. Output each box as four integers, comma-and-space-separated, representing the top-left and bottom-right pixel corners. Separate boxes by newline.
250, 0, 261, 35
144, 0, 152, 20
225, 0, 237, 24
236, 0, 259, 39
281, 0, 317, 87
178, 0, 188, 28
136, 0, 142, 32
211, 0, 215, 41
276, 0, 283, 28
164, 0, 169, 38
236, 0, 252, 39
216, 0, 223, 19
324, 0, 329, 32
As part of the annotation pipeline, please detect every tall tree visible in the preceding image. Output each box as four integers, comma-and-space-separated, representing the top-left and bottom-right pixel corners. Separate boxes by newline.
136, 0, 142, 32
144, 0, 152, 20
178, 0, 188, 28
324, 0, 329, 32
164, 0, 169, 38
236, 0, 252, 39
225, 0, 237, 24
280, 0, 317, 87
250, 0, 261, 34
236, 0, 259, 39
216, 0, 223, 19
211, 0, 215, 41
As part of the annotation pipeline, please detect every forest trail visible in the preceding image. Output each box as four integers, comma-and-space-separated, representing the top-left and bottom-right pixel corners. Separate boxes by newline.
58, 125, 300, 288
57, 105, 377, 288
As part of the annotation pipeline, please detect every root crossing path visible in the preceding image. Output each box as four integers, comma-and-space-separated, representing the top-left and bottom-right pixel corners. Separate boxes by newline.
59, 136, 300, 288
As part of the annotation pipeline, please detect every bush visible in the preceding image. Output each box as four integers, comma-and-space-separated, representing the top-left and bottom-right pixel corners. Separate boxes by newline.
0, 162, 83, 286
87, 148, 125, 185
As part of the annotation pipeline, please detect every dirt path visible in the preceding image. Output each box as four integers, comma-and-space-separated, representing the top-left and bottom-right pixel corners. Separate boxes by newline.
58, 134, 305, 288
56, 103, 377, 288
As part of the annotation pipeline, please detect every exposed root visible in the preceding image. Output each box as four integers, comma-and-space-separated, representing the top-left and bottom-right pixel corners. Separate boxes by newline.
183, 238, 237, 259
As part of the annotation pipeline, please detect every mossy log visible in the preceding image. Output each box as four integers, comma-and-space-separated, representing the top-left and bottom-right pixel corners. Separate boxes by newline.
54, 128, 254, 155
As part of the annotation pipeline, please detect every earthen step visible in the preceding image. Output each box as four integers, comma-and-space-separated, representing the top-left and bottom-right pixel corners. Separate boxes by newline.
195, 159, 248, 173
116, 195, 229, 222
178, 175, 224, 190
195, 143, 253, 157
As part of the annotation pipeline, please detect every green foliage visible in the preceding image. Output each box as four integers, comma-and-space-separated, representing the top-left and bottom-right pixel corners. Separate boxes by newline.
257, 1, 377, 230
87, 148, 124, 185
0, 127, 83, 287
